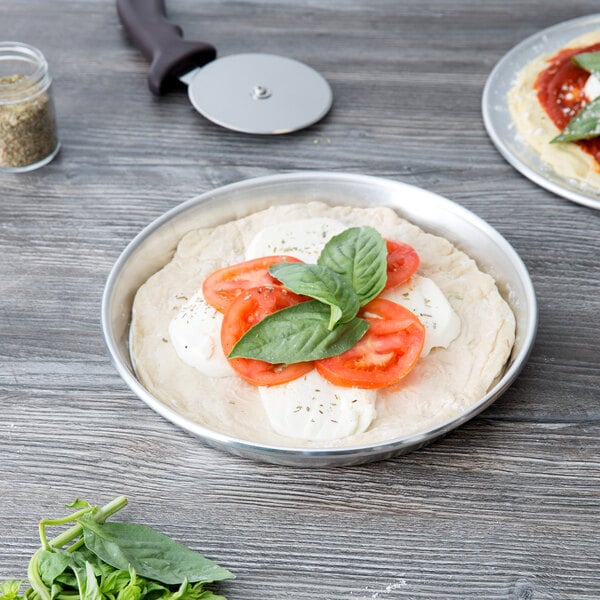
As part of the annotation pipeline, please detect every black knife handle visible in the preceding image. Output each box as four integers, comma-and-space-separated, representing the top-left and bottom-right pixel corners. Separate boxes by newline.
116, 0, 216, 95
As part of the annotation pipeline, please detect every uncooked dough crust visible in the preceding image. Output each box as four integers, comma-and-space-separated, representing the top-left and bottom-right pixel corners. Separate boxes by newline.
130, 202, 515, 448
508, 31, 600, 190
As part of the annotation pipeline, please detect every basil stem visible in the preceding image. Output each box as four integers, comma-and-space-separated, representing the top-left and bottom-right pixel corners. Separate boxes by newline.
26, 550, 50, 600
45, 496, 128, 549
39, 506, 96, 551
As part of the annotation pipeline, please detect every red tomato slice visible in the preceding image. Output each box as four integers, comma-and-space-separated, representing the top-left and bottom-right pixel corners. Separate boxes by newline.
384, 240, 420, 290
316, 298, 425, 389
221, 285, 313, 386
202, 255, 302, 313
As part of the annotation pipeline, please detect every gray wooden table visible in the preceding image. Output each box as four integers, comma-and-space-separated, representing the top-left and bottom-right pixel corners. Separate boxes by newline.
1, 1, 599, 598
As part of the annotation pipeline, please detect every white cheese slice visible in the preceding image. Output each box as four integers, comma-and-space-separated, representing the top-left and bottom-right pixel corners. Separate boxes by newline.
245, 217, 346, 263
168, 290, 234, 377
259, 370, 376, 441
584, 73, 600, 101
382, 274, 460, 357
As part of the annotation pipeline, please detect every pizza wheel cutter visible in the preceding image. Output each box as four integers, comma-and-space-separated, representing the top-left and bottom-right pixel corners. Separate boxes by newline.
116, 0, 333, 134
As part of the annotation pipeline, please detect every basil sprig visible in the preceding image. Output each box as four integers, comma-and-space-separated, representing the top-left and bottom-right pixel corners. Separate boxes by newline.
228, 226, 387, 365
552, 50, 600, 143
1, 497, 234, 600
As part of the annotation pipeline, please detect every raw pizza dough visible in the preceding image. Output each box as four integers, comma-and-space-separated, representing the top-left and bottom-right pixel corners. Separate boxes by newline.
130, 202, 516, 448
508, 31, 600, 190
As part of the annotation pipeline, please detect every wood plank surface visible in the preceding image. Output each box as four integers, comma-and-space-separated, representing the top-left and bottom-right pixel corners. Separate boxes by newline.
1, 1, 599, 598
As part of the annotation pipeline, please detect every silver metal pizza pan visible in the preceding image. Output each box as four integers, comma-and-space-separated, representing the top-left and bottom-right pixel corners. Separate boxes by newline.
101, 172, 537, 467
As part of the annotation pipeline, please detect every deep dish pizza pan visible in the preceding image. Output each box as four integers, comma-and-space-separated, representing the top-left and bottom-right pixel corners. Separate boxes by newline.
101, 172, 537, 466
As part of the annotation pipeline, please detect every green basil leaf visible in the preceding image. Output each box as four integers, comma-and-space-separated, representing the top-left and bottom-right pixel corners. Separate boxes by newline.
115, 567, 142, 600
65, 499, 91, 510
54, 571, 77, 588
269, 262, 360, 329
317, 226, 387, 306
99, 569, 132, 596
228, 300, 369, 363
74, 562, 103, 600
79, 519, 234, 586
168, 581, 227, 600
572, 51, 600, 74
552, 96, 600, 142
37, 551, 71, 587
194, 592, 228, 600
0, 581, 25, 600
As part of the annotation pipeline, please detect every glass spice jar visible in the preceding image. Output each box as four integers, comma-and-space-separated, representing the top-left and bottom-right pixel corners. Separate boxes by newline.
0, 42, 60, 172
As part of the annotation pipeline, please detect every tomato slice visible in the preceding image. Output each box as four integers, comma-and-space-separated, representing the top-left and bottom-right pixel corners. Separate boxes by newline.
384, 240, 420, 290
202, 255, 302, 313
316, 298, 425, 389
221, 285, 313, 386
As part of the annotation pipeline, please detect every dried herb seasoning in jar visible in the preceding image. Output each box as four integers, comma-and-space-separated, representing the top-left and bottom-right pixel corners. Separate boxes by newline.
0, 42, 60, 172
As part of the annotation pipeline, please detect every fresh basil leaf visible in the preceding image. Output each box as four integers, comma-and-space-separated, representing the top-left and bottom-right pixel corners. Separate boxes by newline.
65, 499, 91, 510
100, 569, 132, 596
552, 96, 600, 142
164, 580, 227, 600
572, 51, 600, 74
188, 589, 227, 600
0, 580, 25, 600
194, 592, 228, 600
192, 582, 227, 600
139, 578, 171, 600
37, 551, 71, 587
69, 547, 107, 574
115, 567, 142, 600
54, 571, 77, 588
49, 583, 62, 600
79, 519, 234, 586
269, 262, 360, 329
74, 562, 103, 600
228, 300, 369, 363
317, 226, 387, 306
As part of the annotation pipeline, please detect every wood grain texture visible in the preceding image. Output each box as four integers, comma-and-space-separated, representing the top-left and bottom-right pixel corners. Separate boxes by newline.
1, 0, 599, 598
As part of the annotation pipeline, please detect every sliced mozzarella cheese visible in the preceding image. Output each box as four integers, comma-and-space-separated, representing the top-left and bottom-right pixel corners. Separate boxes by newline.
168, 290, 234, 377
245, 217, 346, 263
382, 274, 460, 357
259, 370, 376, 441
584, 73, 600, 101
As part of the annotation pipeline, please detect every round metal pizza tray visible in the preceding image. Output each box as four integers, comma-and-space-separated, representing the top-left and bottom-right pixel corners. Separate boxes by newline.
482, 13, 600, 210
102, 172, 537, 467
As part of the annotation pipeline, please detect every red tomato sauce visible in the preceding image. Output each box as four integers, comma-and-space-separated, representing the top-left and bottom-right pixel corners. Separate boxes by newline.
534, 42, 600, 165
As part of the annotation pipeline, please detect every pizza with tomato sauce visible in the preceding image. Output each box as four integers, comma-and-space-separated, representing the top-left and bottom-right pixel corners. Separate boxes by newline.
130, 202, 515, 448
508, 31, 600, 189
